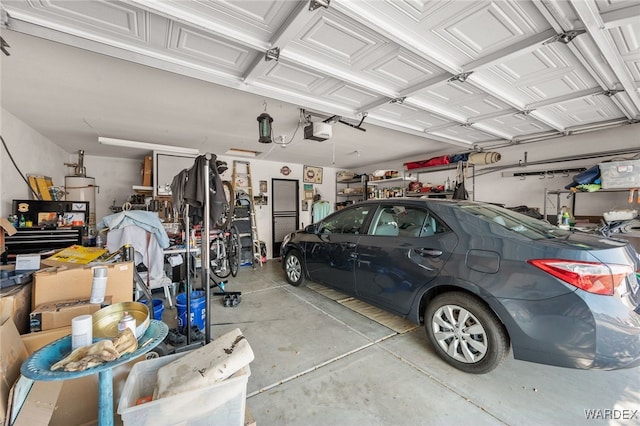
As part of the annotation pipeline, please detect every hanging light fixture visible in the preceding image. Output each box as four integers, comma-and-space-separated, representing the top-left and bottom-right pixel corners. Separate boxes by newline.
257, 112, 273, 144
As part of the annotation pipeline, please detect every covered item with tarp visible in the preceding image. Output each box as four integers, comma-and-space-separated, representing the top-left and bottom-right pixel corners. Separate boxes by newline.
98, 210, 170, 288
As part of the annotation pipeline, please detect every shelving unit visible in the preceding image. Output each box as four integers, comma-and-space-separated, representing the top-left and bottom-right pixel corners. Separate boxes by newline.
403, 162, 473, 199
367, 176, 415, 199
335, 162, 474, 204
336, 175, 368, 206
543, 188, 635, 225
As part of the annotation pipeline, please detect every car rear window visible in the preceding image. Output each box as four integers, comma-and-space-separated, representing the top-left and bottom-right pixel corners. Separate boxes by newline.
459, 203, 566, 240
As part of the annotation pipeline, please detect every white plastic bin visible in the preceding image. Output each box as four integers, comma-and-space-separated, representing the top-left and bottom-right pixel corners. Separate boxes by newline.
117, 353, 250, 426
599, 160, 640, 189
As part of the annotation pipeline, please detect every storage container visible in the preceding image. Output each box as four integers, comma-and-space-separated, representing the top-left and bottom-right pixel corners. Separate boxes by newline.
337, 171, 355, 182
599, 160, 640, 189
117, 353, 250, 426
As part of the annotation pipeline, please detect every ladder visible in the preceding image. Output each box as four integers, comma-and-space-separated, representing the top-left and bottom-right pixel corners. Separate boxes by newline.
232, 161, 263, 267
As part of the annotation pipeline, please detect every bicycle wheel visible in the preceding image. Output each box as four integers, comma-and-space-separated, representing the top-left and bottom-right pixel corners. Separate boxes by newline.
215, 180, 235, 229
210, 238, 231, 279
228, 225, 241, 277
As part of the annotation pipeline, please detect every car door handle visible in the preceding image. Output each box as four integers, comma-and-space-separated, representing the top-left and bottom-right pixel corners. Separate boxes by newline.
414, 248, 443, 257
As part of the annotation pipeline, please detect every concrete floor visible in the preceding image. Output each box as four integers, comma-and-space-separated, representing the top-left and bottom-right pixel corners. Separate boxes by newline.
161, 260, 640, 426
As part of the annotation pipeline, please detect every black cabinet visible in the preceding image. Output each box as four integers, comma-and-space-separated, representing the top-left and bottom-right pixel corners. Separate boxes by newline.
2, 227, 83, 261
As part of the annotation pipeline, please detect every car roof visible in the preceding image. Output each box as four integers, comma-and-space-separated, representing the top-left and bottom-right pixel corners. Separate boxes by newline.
358, 198, 470, 207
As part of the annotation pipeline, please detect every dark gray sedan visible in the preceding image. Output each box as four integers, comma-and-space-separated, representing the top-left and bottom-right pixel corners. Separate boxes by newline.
280, 199, 640, 374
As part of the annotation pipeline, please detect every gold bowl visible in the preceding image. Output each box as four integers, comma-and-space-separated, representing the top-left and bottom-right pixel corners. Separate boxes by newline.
92, 301, 150, 339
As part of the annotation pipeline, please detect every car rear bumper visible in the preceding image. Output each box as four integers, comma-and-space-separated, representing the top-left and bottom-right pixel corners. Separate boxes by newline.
495, 290, 640, 370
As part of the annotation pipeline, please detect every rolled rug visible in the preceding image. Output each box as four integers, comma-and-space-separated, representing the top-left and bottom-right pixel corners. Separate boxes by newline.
468, 152, 501, 165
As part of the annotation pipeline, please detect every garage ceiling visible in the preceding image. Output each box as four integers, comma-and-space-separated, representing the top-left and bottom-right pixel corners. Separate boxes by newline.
1, 0, 639, 169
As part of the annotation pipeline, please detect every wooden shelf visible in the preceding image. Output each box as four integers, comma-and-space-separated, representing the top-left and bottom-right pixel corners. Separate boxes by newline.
132, 185, 153, 194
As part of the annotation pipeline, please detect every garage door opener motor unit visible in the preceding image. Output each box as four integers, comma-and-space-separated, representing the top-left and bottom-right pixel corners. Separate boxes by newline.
304, 122, 332, 141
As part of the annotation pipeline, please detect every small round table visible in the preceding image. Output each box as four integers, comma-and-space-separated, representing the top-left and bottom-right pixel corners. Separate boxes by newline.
21, 320, 168, 426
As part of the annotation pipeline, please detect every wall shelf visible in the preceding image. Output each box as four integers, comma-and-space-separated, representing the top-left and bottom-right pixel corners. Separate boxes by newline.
543, 187, 634, 225
403, 162, 462, 174
336, 174, 367, 207
368, 176, 416, 185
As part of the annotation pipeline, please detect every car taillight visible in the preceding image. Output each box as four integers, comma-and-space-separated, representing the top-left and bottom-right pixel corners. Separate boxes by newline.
527, 259, 633, 296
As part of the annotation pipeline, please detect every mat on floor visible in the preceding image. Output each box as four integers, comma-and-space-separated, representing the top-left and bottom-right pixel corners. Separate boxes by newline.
307, 283, 417, 334
306, 282, 349, 301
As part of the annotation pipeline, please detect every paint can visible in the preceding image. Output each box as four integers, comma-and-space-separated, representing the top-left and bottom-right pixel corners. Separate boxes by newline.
118, 311, 136, 335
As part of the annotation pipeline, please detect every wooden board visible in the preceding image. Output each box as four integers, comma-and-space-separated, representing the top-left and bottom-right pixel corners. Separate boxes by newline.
306, 282, 348, 301
27, 175, 53, 200
307, 283, 418, 334
337, 297, 418, 334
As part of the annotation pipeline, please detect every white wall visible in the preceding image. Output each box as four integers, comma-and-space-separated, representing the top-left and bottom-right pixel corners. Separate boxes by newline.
0, 108, 70, 216
80, 152, 338, 259
82, 155, 143, 223
215, 155, 338, 259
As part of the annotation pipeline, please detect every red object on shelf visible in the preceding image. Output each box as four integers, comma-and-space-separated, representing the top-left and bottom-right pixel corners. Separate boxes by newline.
404, 155, 450, 170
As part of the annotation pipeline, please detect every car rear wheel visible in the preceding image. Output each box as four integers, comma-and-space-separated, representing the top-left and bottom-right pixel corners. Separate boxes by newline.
425, 292, 509, 374
284, 250, 306, 287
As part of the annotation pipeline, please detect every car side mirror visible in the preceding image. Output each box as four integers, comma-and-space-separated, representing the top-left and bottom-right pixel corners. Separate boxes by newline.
305, 223, 319, 234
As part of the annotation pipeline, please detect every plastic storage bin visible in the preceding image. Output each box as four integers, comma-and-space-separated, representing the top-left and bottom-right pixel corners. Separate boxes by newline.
599, 160, 640, 189
117, 353, 250, 426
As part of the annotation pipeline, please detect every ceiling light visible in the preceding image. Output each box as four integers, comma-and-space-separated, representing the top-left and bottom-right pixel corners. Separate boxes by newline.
257, 112, 274, 144
98, 137, 199, 154
225, 148, 259, 158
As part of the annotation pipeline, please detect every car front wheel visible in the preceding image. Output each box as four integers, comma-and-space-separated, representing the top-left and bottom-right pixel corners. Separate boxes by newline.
284, 250, 306, 287
425, 292, 509, 374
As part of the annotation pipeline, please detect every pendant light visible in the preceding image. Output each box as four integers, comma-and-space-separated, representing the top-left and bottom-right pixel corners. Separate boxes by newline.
257, 112, 273, 144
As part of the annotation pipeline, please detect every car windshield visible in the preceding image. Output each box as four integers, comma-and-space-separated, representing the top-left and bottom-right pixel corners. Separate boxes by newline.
458, 203, 567, 240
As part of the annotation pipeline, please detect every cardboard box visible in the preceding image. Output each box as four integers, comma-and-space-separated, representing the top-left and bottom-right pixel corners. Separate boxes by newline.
32, 262, 133, 310
20, 326, 71, 354
15, 326, 141, 426
14, 327, 98, 426
0, 218, 17, 256
29, 297, 112, 332
12, 380, 63, 426
0, 282, 33, 335
0, 319, 29, 426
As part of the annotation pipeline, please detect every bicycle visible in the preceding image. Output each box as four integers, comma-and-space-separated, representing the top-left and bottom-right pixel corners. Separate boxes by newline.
209, 224, 241, 279
214, 160, 235, 230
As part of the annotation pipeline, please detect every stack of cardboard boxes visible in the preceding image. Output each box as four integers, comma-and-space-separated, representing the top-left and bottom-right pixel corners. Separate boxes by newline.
1, 243, 135, 425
